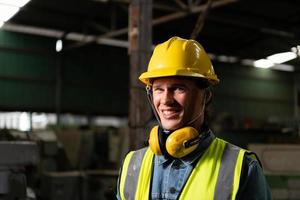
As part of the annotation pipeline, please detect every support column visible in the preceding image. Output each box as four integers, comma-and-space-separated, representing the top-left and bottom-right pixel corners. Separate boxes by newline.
55, 53, 62, 127
128, 0, 153, 149
294, 73, 300, 136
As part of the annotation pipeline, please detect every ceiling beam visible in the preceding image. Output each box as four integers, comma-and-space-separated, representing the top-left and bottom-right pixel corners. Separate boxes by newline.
208, 15, 296, 38
1, 0, 235, 50
2, 23, 129, 49
100, 0, 236, 38
174, 0, 188, 10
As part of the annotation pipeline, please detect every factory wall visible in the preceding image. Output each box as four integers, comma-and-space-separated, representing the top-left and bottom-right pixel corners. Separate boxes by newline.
0, 31, 56, 111
214, 62, 294, 122
0, 30, 129, 115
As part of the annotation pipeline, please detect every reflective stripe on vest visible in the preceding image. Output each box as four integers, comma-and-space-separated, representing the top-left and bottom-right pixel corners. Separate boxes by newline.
122, 149, 146, 199
120, 148, 153, 200
215, 143, 245, 200
119, 138, 247, 200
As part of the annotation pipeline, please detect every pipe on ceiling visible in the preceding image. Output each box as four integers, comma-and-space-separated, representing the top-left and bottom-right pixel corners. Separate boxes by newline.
2, 23, 129, 48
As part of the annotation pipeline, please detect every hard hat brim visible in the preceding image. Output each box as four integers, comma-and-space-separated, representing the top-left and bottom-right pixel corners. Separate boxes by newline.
139, 68, 219, 86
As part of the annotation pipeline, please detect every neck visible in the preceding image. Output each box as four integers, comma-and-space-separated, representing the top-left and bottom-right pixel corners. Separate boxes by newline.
190, 117, 204, 133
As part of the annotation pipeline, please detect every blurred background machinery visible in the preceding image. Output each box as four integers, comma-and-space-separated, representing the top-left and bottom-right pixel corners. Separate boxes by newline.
249, 144, 300, 200
0, 125, 128, 200
0, 141, 38, 200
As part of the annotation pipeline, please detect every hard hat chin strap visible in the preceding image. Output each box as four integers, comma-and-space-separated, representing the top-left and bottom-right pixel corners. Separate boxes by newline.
186, 92, 206, 126
146, 85, 163, 128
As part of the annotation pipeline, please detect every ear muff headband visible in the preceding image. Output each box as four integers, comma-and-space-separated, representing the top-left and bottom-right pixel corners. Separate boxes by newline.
148, 125, 200, 158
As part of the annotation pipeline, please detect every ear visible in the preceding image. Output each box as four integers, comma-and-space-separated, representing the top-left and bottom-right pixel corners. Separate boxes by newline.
205, 89, 212, 105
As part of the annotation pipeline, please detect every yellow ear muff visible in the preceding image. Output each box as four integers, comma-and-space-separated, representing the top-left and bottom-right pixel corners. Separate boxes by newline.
148, 125, 162, 155
165, 127, 199, 158
148, 126, 200, 158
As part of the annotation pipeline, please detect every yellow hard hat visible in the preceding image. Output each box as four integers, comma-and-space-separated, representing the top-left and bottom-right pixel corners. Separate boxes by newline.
139, 36, 219, 85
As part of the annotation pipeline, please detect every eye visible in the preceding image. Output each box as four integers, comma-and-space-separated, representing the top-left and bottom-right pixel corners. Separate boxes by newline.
174, 86, 186, 93
153, 87, 164, 93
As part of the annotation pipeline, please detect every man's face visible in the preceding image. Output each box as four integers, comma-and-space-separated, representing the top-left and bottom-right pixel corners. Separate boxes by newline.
152, 77, 206, 131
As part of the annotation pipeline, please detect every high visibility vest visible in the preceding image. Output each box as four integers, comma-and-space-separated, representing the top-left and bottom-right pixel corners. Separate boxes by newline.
119, 138, 248, 200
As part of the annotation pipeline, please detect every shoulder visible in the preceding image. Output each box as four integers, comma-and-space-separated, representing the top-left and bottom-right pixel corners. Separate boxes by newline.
213, 138, 262, 175
236, 152, 272, 199
219, 140, 263, 176
244, 152, 261, 167
122, 147, 151, 165
124, 147, 149, 157
135, 147, 149, 154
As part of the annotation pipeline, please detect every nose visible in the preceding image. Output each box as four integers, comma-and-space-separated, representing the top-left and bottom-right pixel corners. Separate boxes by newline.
161, 90, 174, 105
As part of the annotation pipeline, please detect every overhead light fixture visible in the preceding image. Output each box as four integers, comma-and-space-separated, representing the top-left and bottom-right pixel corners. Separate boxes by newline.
0, 0, 30, 7
209, 49, 297, 72
251, 47, 298, 71
291, 45, 300, 56
271, 64, 295, 72
56, 39, 63, 52
266, 52, 297, 64
253, 59, 274, 68
242, 59, 294, 72
0, 0, 30, 28
0, 3, 19, 22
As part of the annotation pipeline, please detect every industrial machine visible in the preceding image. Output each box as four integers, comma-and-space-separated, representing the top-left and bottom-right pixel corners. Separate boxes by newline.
0, 141, 39, 200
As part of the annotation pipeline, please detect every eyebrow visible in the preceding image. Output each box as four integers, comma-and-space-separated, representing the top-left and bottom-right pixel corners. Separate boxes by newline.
152, 83, 189, 88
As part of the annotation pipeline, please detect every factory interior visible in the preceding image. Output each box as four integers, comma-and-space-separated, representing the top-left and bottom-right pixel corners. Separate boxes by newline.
0, 0, 300, 199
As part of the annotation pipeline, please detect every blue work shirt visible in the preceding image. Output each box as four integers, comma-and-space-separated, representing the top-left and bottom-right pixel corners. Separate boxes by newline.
117, 131, 272, 199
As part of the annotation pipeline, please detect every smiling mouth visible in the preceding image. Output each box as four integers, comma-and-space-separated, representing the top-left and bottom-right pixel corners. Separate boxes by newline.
161, 109, 181, 119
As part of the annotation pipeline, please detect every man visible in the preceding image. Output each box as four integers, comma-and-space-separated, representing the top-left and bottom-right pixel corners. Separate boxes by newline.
117, 37, 271, 199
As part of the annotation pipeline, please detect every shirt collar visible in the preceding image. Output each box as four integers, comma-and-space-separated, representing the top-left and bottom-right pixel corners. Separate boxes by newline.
155, 130, 215, 166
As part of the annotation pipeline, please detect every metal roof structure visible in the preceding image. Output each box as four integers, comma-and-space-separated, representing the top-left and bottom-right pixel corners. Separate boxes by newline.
3, 0, 300, 71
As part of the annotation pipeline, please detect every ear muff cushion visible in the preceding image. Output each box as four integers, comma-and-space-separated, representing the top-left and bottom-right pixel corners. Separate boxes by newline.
166, 127, 199, 158
148, 126, 162, 155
